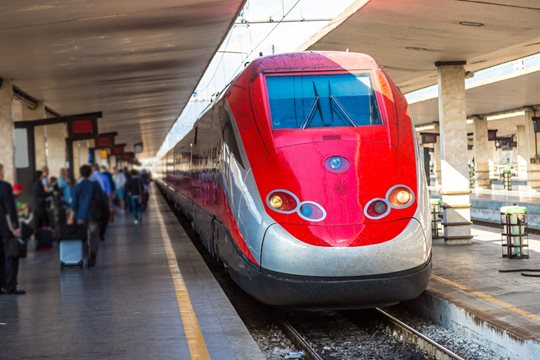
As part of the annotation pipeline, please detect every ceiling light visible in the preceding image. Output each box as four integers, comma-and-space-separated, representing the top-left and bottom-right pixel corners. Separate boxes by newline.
459, 21, 484, 27
415, 124, 435, 132
486, 110, 525, 121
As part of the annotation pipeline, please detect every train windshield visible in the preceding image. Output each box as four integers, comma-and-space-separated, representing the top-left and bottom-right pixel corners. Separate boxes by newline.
266, 73, 382, 129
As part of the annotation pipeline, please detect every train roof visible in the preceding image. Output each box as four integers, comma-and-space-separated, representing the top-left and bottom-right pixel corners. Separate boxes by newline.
245, 51, 381, 75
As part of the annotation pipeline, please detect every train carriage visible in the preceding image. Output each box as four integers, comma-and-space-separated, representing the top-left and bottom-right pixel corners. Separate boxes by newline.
157, 51, 431, 307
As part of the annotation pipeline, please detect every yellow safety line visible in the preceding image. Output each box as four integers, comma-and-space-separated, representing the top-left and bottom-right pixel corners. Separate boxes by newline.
155, 199, 211, 360
431, 274, 540, 324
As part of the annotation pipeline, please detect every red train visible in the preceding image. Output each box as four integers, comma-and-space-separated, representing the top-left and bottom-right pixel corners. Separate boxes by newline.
157, 51, 431, 307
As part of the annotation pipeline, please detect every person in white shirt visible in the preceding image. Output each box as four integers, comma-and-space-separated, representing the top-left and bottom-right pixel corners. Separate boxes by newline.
112, 167, 127, 210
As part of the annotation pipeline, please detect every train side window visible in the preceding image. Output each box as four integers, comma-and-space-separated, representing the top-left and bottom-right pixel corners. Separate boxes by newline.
266, 73, 382, 129
222, 114, 244, 168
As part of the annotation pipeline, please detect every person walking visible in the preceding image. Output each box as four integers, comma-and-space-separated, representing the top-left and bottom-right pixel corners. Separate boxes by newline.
68, 165, 104, 267
90, 165, 111, 241
125, 170, 144, 224
0, 163, 24, 295
113, 167, 127, 211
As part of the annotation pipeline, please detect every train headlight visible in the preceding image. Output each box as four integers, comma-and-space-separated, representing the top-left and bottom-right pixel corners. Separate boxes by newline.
269, 195, 283, 209
325, 156, 350, 173
364, 198, 390, 220
387, 185, 414, 209
266, 190, 299, 214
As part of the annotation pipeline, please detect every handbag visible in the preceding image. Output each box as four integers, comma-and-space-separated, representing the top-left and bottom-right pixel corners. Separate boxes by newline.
8, 237, 27, 258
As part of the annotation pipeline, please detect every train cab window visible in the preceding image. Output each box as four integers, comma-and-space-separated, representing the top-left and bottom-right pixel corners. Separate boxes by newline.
266, 73, 382, 129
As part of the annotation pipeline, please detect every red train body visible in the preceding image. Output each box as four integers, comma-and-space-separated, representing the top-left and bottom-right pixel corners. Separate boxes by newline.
157, 52, 431, 307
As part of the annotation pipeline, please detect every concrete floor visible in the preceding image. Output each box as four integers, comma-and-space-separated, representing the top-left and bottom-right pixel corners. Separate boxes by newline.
0, 188, 264, 360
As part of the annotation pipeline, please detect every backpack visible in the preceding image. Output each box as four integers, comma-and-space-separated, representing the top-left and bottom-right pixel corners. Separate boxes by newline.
90, 181, 108, 221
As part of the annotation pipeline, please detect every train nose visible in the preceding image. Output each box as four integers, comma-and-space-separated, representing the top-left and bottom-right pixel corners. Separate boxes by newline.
260, 219, 430, 278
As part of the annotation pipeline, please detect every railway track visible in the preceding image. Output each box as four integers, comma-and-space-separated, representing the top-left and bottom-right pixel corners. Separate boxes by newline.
277, 308, 465, 360
163, 191, 471, 360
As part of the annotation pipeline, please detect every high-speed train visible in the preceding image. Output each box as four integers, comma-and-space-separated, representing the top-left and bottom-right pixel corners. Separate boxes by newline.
156, 51, 431, 308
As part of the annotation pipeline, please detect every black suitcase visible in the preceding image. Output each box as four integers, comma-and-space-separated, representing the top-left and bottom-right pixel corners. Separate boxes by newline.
35, 227, 54, 250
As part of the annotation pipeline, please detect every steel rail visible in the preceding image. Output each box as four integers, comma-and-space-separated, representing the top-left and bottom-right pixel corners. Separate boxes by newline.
376, 307, 465, 360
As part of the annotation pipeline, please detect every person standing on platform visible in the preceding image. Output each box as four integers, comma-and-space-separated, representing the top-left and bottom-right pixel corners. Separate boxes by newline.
68, 165, 103, 267
125, 170, 144, 224
32, 170, 50, 228
113, 167, 126, 211
0, 163, 24, 295
57, 168, 72, 206
41, 166, 50, 190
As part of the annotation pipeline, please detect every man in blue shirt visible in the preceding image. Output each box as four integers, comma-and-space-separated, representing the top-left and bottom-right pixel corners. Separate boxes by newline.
56, 168, 72, 205
68, 165, 102, 267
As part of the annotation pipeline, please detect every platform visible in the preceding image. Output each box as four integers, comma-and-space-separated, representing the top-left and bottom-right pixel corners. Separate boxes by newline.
430, 187, 540, 229
406, 224, 540, 359
0, 187, 264, 360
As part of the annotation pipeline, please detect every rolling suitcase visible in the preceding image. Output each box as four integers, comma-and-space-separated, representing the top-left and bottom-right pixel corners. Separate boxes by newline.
35, 227, 54, 250
59, 225, 84, 270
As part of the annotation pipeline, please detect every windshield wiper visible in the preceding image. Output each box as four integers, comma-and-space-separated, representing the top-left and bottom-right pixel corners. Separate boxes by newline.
330, 95, 357, 127
300, 82, 323, 129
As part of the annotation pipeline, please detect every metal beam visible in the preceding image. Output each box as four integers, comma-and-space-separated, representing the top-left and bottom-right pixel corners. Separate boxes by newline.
14, 111, 103, 128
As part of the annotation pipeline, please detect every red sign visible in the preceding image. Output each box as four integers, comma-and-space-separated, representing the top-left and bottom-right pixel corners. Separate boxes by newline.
96, 135, 113, 148
111, 145, 125, 155
68, 118, 98, 140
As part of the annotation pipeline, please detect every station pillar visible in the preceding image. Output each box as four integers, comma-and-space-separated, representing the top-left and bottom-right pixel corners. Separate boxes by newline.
0, 79, 16, 184
517, 125, 528, 179
473, 116, 490, 189
46, 123, 66, 178
524, 109, 540, 190
435, 61, 472, 244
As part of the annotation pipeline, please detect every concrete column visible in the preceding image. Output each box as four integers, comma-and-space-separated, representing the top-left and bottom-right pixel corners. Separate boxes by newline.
473, 116, 490, 189
517, 125, 528, 179
0, 79, 16, 184
435, 61, 472, 244
524, 109, 540, 190
46, 123, 66, 178
21, 102, 47, 170
74, 140, 90, 178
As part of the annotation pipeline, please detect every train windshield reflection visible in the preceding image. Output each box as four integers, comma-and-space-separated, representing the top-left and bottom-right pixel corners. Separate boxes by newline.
266, 73, 382, 129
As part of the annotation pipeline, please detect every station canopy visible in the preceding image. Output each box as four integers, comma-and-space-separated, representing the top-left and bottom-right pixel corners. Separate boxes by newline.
305, 0, 540, 128
0, 0, 244, 158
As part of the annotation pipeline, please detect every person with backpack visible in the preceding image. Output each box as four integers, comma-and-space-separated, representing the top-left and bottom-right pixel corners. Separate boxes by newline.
125, 170, 144, 224
67, 165, 105, 267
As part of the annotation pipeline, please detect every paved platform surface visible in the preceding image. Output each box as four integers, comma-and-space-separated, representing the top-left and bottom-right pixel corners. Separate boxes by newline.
428, 225, 540, 342
0, 187, 264, 360
431, 188, 540, 228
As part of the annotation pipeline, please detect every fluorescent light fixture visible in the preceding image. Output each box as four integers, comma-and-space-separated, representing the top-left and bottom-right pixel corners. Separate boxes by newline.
466, 119, 473, 125
486, 110, 525, 121
415, 124, 435, 131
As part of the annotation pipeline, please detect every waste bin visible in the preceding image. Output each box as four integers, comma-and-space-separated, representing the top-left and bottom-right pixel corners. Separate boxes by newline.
500, 205, 528, 258
502, 169, 512, 190
430, 198, 443, 239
